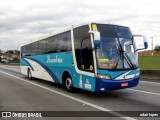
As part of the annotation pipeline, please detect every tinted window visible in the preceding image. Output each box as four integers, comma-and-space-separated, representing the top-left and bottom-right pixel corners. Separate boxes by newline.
25, 45, 31, 56
23, 43, 37, 56
64, 31, 71, 51
21, 46, 25, 57
116, 26, 132, 39
74, 26, 90, 49
96, 24, 117, 38
57, 31, 71, 52
22, 31, 71, 56
31, 43, 37, 55
57, 33, 65, 52
46, 36, 57, 53
73, 25, 94, 72
37, 40, 46, 55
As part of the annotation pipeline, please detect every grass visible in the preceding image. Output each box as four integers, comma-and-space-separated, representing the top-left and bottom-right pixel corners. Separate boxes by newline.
139, 56, 160, 70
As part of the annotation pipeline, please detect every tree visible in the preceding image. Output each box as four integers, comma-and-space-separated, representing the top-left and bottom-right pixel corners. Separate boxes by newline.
13, 50, 20, 54
154, 45, 160, 51
5, 50, 14, 54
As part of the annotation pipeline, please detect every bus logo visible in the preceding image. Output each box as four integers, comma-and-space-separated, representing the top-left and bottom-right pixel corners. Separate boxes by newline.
46, 55, 63, 63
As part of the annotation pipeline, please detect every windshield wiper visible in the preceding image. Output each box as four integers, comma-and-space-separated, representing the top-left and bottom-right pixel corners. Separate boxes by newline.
113, 27, 136, 70
124, 52, 135, 70
113, 50, 135, 70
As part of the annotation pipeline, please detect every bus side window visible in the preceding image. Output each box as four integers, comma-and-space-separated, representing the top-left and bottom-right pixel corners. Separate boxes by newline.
21, 46, 25, 57
57, 31, 71, 52
64, 31, 72, 51
36, 40, 46, 55
57, 34, 65, 52
73, 25, 94, 73
81, 37, 94, 72
46, 36, 57, 53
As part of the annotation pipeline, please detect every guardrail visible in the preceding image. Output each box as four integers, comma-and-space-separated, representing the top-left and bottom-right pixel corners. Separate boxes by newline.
140, 70, 160, 81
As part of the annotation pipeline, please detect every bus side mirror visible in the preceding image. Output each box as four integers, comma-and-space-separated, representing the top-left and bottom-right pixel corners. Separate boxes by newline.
144, 36, 148, 49
133, 35, 148, 51
89, 31, 100, 49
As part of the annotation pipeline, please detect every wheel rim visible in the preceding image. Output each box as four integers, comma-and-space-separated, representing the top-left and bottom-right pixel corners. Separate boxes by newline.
66, 78, 72, 90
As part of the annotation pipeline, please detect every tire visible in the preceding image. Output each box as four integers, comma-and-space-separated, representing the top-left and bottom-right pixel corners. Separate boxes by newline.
65, 77, 74, 92
28, 69, 32, 80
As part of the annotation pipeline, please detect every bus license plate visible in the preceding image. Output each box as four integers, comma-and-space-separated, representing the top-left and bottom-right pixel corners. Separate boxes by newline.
121, 82, 128, 87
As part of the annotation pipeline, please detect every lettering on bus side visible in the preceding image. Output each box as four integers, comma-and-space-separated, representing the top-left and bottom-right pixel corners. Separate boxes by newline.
46, 55, 63, 63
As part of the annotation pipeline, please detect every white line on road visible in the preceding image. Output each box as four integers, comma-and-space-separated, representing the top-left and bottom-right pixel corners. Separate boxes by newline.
140, 80, 160, 85
128, 89, 160, 96
0, 70, 136, 120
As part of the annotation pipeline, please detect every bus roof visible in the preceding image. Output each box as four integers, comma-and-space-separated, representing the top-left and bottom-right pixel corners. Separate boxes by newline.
22, 22, 129, 47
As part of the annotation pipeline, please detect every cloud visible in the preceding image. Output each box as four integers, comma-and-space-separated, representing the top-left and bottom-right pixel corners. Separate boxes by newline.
0, 0, 160, 50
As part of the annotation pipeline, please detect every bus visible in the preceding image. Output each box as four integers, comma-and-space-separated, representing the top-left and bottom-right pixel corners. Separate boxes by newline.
20, 23, 148, 92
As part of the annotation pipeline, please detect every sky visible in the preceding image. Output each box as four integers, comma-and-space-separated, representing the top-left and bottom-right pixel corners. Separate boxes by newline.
0, 0, 160, 51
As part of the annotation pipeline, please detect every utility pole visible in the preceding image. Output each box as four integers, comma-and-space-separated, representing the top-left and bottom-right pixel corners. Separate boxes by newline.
151, 37, 154, 55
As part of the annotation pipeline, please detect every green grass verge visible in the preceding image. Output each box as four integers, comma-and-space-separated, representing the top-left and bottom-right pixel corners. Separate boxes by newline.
139, 56, 160, 70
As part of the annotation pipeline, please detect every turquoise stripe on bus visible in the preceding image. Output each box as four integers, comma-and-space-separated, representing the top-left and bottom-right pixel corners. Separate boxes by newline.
23, 57, 60, 84
21, 58, 34, 71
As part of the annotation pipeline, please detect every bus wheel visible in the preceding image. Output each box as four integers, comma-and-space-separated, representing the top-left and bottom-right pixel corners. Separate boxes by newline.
65, 77, 74, 92
28, 69, 32, 80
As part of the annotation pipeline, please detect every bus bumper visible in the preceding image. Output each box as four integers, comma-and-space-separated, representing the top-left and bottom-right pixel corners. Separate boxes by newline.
94, 76, 140, 92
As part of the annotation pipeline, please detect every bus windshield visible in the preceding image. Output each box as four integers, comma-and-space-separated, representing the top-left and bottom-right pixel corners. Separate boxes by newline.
96, 24, 138, 70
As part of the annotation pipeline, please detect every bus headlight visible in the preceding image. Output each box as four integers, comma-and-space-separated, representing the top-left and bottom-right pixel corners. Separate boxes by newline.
97, 74, 111, 79
135, 72, 140, 77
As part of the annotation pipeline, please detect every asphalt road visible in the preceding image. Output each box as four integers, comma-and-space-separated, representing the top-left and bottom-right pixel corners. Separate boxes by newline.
0, 65, 160, 120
